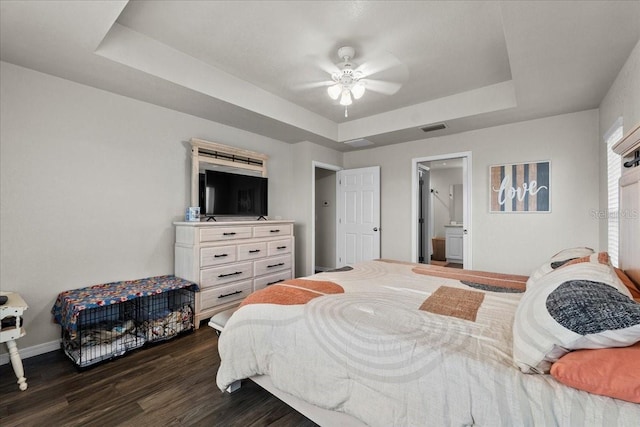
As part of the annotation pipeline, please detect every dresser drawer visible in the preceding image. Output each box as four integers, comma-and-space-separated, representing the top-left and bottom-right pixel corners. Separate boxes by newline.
254, 255, 292, 277
200, 279, 253, 310
200, 245, 237, 267
200, 226, 252, 242
237, 242, 267, 261
253, 270, 292, 291
253, 224, 292, 238
267, 238, 292, 256
200, 262, 253, 288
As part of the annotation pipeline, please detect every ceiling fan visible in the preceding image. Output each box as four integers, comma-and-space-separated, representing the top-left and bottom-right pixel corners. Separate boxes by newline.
309, 46, 408, 118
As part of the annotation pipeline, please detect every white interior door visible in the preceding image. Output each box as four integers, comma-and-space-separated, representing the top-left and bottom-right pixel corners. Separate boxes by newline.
336, 166, 380, 267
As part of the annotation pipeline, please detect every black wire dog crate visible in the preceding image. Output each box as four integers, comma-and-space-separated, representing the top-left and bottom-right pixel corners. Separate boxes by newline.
137, 288, 195, 343
53, 276, 197, 368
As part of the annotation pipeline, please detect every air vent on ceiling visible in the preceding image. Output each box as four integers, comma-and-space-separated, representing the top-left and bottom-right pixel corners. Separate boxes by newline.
420, 122, 447, 133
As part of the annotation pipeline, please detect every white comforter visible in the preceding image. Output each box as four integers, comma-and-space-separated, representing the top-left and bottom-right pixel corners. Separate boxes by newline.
216, 260, 639, 426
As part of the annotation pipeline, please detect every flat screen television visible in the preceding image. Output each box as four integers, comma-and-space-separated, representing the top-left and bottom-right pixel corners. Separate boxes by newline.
199, 170, 268, 218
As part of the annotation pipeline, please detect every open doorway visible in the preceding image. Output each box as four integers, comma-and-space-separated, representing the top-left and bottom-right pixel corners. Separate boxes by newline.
312, 162, 341, 273
411, 152, 472, 269
417, 164, 431, 263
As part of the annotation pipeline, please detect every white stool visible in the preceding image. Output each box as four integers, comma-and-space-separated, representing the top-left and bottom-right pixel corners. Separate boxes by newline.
1, 292, 28, 391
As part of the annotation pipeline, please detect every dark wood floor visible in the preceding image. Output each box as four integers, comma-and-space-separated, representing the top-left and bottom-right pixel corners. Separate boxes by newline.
0, 326, 318, 427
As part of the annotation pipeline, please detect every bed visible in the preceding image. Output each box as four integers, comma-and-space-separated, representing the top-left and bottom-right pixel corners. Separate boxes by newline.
213, 129, 640, 426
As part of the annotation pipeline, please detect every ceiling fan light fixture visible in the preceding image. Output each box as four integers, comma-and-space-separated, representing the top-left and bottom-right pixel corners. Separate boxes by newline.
327, 84, 342, 100
339, 89, 352, 106
351, 82, 365, 99
325, 46, 371, 111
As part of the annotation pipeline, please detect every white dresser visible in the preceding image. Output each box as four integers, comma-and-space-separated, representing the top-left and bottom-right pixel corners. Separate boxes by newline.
174, 220, 295, 327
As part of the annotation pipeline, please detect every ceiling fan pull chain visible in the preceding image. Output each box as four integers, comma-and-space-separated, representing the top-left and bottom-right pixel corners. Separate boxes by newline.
345, 106, 348, 118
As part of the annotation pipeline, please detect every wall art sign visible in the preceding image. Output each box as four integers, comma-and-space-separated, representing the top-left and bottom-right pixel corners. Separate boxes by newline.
490, 161, 550, 213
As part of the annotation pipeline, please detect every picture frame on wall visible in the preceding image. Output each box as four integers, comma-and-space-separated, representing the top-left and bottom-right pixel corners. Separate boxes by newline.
489, 160, 550, 213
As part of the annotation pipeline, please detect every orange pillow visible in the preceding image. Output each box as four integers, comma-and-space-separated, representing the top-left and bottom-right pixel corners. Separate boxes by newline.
615, 267, 640, 302
550, 342, 640, 403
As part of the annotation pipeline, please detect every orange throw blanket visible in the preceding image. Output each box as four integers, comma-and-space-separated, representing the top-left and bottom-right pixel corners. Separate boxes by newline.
240, 279, 344, 307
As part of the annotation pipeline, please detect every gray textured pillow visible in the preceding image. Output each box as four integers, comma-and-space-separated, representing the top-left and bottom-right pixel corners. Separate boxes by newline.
514, 258, 638, 374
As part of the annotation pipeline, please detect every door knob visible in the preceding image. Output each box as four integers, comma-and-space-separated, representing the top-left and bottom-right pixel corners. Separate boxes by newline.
373, 227, 378, 232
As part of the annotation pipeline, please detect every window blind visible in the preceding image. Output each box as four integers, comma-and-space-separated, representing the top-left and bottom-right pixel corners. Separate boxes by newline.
605, 119, 623, 267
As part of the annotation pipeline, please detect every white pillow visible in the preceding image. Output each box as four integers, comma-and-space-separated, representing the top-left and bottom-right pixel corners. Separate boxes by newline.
526, 246, 594, 288
513, 256, 639, 374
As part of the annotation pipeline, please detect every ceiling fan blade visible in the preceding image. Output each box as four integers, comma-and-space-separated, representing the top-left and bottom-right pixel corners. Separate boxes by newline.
306, 54, 341, 76
355, 51, 409, 82
292, 80, 334, 91
363, 79, 403, 95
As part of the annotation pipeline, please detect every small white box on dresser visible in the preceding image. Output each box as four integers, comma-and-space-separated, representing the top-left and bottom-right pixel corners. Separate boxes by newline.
173, 220, 295, 327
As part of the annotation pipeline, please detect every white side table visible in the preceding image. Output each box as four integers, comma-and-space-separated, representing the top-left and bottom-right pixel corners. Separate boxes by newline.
0, 292, 28, 391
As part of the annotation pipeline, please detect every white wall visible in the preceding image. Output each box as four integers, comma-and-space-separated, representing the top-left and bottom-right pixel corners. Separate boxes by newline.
344, 110, 601, 275
598, 39, 640, 250
0, 61, 295, 352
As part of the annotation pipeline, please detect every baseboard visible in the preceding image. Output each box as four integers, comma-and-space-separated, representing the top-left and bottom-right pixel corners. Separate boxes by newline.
0, 339, 61, 365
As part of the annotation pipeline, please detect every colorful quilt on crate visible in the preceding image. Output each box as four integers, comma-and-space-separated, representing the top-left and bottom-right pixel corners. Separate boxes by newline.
52, 275, 198, 334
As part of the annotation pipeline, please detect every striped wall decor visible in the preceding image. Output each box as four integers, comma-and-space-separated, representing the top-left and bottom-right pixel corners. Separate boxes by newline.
490, 161, 550, 212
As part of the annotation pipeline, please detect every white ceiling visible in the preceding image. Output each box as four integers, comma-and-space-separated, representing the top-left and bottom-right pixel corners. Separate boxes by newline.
1, 1, 639, 151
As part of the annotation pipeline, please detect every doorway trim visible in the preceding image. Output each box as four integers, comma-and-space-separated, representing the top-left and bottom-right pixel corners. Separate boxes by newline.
411, 151, 473, 268
311, 161, 342, 276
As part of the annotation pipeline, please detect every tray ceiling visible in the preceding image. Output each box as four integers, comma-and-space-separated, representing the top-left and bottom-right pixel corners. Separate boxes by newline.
1, 1, 639, 151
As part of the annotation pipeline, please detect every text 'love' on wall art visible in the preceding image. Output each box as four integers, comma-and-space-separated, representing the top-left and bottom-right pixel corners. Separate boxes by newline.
490, 161, 550, 213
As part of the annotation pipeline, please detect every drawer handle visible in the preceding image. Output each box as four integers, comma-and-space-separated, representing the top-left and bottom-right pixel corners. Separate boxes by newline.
218, 271, 242, 278
267, 262, 285, 268
223, 232, 237, 236
214, 254, 229, 258
218, 290, 243, 299
276, 246, 287, 250
249, 249, 261, 253
266, 279, 284, 286
270, 229, 280, 233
